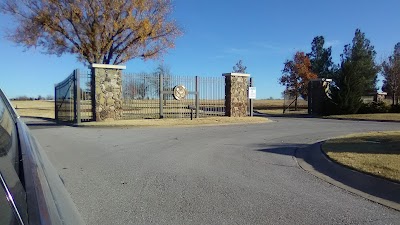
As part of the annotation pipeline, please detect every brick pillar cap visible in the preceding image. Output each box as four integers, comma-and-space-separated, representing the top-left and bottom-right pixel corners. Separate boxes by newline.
222, 73, 250, 77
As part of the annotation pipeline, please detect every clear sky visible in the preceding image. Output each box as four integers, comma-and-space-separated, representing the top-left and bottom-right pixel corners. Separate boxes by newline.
1, 0, 400, 99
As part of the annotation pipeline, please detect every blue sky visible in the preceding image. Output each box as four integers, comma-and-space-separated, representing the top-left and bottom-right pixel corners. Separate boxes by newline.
1, 0, 400, 99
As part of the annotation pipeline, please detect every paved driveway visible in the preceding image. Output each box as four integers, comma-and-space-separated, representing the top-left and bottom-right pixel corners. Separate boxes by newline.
28, 117, 400, 225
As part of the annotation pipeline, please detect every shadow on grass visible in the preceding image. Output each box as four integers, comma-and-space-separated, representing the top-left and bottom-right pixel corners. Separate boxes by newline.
323, 142, 400, 154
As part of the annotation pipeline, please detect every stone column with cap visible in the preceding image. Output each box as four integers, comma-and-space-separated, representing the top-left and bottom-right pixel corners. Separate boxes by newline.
91, 64, 126, 121
223, 73, 250, 117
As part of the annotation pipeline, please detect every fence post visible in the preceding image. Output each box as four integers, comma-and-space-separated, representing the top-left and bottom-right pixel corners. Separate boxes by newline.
75, 69, 81, 124
73, 70, 78, 123
195, 76, 199, 118
159, 73, 164, 118
90, 64, 126, 121
223, 73, 251, 117
54, 84, 58, 122
249, 77, 254, 117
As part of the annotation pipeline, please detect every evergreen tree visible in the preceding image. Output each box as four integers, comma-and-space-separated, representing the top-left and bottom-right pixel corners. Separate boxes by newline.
307, 36, 336, 79
334, 29, 380, 114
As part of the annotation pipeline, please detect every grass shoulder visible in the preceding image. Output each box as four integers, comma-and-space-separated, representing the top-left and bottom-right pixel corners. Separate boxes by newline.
324, 113, 400, 122
322, 131, 400, 183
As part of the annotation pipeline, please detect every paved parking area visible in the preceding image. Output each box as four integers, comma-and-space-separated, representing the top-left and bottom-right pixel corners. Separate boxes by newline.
28, 117, 400, 225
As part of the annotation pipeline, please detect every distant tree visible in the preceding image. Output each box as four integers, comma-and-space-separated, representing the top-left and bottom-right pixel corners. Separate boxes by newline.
46, 95, 54, 100
279, 51, 317, 110
382, 42, 400, 105
307, 36, 336, 79
37, 95, 44, 100
14, 95, 30, 101
0, 0, 182, 65
125, 75, 148, 100
153, 63, 172, 95
334, 29, 380, 114
232, 60, 247, 73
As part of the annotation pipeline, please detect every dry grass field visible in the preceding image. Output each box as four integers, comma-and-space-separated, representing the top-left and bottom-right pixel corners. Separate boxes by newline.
10, 100, 270, 126
11, 99, 295, 119
12, 100, 55, 119
253, 99, 307, 110
322, 131, 400, 183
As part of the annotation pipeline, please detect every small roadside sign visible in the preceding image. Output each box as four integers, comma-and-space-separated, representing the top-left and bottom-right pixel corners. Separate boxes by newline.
249, 87, 256, 99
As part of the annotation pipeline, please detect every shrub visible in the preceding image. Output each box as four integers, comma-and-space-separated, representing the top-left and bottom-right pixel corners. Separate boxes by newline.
390, 104, 400, 113
357, 102, 390, 114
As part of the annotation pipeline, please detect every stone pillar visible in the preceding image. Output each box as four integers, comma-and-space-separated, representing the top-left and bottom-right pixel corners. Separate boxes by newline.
223, 73, 250, 117
91, 64, 126, 121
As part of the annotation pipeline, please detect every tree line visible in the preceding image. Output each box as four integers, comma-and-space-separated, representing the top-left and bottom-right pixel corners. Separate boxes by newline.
279, 29, 400, 114
12, 95, 54, 101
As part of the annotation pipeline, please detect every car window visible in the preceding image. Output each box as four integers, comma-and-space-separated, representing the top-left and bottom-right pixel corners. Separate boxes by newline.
0, 94, 28, 223
0, 173, 24, 225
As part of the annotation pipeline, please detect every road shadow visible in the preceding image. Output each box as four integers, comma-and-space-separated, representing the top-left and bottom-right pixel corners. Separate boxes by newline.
255, 142, 400, 208
21, 116, 66, 129
255, 143, 309, 156
296, 144, 400, 207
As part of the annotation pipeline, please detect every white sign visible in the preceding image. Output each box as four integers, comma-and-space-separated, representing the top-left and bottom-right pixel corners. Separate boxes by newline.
249, 87, 256, 99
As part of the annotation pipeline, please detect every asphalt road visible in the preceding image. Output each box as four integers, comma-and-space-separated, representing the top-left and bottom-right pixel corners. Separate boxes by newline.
28, 116, 400, 225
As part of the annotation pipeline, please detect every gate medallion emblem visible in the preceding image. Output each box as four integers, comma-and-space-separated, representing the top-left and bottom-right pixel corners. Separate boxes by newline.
173, 85, 187, 100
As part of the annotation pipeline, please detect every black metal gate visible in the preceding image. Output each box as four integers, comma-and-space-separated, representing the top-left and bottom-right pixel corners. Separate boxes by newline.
55, 70, 93, 123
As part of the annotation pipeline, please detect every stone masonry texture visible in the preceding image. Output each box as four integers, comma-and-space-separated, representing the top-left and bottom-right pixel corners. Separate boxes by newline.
92, 68, 123, 121
225, 75, 248, 117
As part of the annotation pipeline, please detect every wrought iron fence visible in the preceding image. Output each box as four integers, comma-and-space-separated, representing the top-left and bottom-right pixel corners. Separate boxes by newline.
122, 73, 225, 119
55, 70, 76, 123
282, 90, 308, 114
55, 70, 93, 123
198, 76, 225, 117
79, 71, 93, 121
56, 69, 226, 122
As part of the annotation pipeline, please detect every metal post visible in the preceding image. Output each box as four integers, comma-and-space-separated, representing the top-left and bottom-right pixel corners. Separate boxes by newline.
54, 84, 58, 122
308, 81, 312, 115
91, 67, 96, 121
75, 69, 81, 124
195, 76, 199, 118
73, 70, 78, 123
159, 73, 164, 119
249, 77, 254, 117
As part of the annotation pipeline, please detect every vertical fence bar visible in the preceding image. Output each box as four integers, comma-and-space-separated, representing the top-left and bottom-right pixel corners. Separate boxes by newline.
73, 70, 78, 123
195, 76, 199, 118
159, 73, 164, 118
249, 77, 254, 117
54, 84, 58, 122
75, 69, 81, 124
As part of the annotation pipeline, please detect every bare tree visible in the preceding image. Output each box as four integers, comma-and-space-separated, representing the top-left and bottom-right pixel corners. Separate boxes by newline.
0, 0, 182, 65
232, 60, 247, 73
382, 43, 400, 105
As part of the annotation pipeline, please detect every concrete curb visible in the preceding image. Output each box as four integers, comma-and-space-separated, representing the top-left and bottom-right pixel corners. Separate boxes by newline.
295, 143, 400, 211
322, 117, 400, 123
